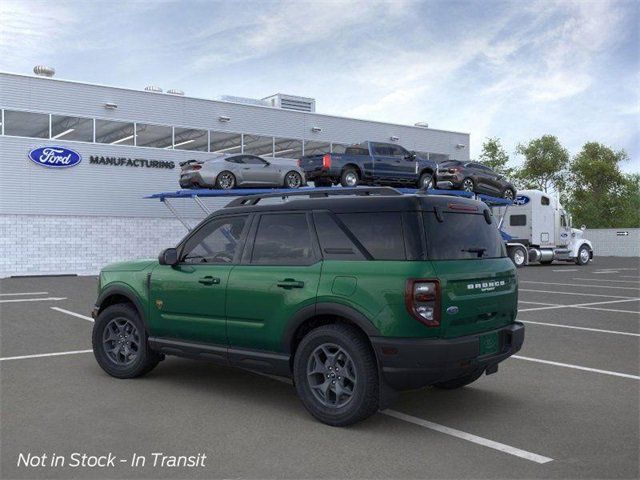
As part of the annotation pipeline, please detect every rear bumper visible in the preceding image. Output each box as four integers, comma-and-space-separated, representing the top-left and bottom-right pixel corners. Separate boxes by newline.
371, 323, 525, 390
179, 172, 211, 189
304, 166, 338, 181
436, 173, 464, 188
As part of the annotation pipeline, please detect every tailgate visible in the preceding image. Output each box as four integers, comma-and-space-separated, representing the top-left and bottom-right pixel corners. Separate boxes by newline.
432, 258, 517, 339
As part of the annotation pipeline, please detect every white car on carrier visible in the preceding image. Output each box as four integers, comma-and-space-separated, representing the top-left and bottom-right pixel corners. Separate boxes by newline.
492, 189, 593, 267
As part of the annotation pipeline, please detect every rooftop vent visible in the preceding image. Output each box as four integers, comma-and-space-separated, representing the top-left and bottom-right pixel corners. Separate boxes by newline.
167, 89, 184, 96
414, 122, 429, 128
263, 93, 315, 113
144, 85, 163, 93
33, 65, 55, 77
218, 95, 270, 107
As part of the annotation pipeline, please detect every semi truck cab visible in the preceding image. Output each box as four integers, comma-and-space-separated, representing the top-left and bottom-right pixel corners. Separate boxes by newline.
493, 189, 593, 266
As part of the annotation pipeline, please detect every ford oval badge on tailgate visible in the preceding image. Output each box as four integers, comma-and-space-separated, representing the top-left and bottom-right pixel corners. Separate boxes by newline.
28, 146, 82, 168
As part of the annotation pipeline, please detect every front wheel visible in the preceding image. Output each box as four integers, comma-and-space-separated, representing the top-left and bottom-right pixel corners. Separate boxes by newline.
418, 172, 434, 189
92, 303, 161, 379
576, 245, 591, 265
284, 171, 303, 189
293, 324, 379, 427
508, 245, 527, 268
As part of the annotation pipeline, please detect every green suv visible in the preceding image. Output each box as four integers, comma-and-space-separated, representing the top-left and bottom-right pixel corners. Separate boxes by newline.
92, 188, 524, 426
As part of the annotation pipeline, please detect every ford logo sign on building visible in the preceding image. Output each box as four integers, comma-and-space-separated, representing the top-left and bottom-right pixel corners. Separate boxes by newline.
28, 146, 82, 168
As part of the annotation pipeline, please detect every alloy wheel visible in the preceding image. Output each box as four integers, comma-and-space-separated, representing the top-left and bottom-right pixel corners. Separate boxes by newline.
286, 172, 302, 188
344, 172, 358, 187
513, 248, 525, 266
218, 172, 235, 189
307, 343, 357, 408
503, 189, 515, 200
462, 179, 474, 192
103, 318, 140, 366
580, 247, 590, 263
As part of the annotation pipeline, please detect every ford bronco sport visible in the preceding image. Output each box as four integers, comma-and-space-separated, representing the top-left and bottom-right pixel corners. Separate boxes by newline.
92, 187, 524, 426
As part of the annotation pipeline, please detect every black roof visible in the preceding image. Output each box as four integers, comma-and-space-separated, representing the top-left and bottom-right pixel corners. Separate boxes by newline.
215, 193, 486, 217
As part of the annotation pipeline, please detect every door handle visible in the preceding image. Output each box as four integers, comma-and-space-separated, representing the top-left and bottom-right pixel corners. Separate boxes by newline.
277, 278, 305, 289
198, 276, 220, 285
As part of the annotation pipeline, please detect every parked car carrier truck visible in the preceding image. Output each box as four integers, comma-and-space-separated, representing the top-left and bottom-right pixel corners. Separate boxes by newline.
492, 189, 593, 267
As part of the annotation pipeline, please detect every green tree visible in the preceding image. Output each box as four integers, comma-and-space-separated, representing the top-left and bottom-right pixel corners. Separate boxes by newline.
479, 137, 513, 176
567, 143, 638, 228
515, 135, 569, 192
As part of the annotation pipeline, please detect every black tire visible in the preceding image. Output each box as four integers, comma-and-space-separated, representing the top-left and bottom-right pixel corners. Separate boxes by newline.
434, 370, 483, 390
340, 168, 359, 187
418, 172, 434, 189
461, 177, 475, 192
508, 245, 527, 268
502, 188, 516, 200
313, 179, 333, 187
284, 171, 303, 189
293, 324, 379, 427
92, 303, 161, 379
215, 171, 236, 190
576, 245, 591, 265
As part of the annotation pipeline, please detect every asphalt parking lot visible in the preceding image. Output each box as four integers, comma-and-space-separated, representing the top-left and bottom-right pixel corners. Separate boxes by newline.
1, 257, 638, 479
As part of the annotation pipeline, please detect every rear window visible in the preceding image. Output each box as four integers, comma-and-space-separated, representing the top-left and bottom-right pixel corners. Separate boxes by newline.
423, 212, 506, 260
345, 147, 369, 156
337, 213, 405, 260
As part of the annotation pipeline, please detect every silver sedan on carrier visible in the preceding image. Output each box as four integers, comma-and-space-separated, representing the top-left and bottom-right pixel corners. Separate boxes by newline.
179, 154, 306, 190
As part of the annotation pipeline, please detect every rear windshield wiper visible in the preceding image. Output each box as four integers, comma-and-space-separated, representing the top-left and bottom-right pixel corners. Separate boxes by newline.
461, 247, 487, 258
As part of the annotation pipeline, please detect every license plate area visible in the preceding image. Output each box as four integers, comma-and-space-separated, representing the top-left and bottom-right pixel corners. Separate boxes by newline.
479, 332, 500, 356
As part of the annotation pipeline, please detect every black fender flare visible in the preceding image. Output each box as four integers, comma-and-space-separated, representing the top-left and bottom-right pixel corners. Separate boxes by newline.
96, 284, 148, 329
282, 302, 381, 354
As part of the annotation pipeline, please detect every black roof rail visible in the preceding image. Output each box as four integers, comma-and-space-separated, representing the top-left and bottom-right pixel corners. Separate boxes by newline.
225, 187, 402, 207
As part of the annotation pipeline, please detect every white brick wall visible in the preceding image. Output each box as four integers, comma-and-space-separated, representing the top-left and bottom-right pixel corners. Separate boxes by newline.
0, 215, 191, 277
584, 228, 640, 257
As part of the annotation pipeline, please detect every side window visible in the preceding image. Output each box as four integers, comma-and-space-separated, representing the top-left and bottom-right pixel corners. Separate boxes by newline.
372, 144, 391, 156
313, 212, 366, 260
561, 215, 567, 227
251, 213, 315, 265
337, 213, 405, 260
510, 215, 527, 227
541, 196, 550, 206
390, 145, 408, 158
243, 155, 268, 165
181, 216, 248, 264
226, 156, 244, 164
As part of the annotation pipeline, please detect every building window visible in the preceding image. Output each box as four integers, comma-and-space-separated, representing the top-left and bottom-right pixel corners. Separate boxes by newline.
243, 134, 274, 156
3, 110, 49, 138
173, 127, 208, 151
95, 119, 135, 145
135, 123, 172, 149
210, 131, 242, 154
304, 140, 330, 156
51, 115, 93, 142
273, 137, 303, 159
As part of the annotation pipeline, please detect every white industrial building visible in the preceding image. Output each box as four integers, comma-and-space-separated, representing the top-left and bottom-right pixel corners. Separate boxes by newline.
0, 69, 471, 277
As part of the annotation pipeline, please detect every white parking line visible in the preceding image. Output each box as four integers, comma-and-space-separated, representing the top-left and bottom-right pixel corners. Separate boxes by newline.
518, 301, 560, 306
519, 320, 640, 337
573, 278, 639, 284
51, 307, 94, 322
518, 297, 640, 312
0, 350, 92, 362
248, 370, 554, 464
552, 269, 578, 272
382, 410, 553, 464
573, 305, 640, 315
513, 355, 640, 380
0, 297, 67, 304
594, 271, 620, 274
521, 281, 640, 291
520, 289, 636, 299
621, 275, 640, 279
0, 291, 49, 296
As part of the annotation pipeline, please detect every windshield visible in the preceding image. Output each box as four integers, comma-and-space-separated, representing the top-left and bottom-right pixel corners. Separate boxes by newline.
423, 212, 506, 260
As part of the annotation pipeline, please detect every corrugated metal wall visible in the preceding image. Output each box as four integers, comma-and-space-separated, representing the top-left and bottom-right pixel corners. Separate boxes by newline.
584, 228, 640, 257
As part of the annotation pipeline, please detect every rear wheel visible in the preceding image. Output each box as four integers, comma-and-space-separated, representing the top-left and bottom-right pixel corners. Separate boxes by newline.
502, 188, 516, 200
284, 171, 303, 189
462, 177, 475, 192
340, 168, 359, 187
293, 324, 379, 426
215, 171, 236, 190
576, 245, 591, 265
92, 303, 161, 379
434, 370, 483, 390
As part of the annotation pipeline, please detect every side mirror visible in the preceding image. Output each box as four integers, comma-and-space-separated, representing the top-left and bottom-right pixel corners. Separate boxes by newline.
159, 247, 178, 266
405, 152, 416, 160
581, 225, 586, 231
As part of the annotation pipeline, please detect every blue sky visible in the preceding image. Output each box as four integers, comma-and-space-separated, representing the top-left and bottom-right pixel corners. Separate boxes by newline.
1, 0, 638, 172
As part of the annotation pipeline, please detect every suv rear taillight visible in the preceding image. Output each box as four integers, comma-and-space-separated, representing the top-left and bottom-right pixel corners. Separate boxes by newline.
322, 154, 331, 169
449, 167, 459, 173
405, 279, 440, 327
